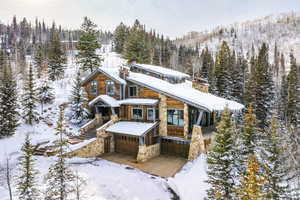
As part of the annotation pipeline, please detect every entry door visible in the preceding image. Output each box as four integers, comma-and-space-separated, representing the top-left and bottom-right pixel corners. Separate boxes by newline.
104, 136, 111, 153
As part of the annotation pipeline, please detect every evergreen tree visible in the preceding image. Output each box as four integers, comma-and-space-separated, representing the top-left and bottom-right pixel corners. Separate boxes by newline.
286, 51, 299, 126
68, 71, 90, 124
48, 31, 66, 81
76, 17, 102, 73
113, 22, 128, 54
278, 73, 288, 122
22, 64, 39, 125
253, 43, 275, 128
44, 107, 75, 200
16, 135, 40, 200
123, 19, 150, 63
232, 52, 247, 103
38, 76, 54, 114
236, 154, 266, 200
260, 116, 288, 199
0, 63, 18, 137
33, 44, 45, 78
206, 106, 236, 199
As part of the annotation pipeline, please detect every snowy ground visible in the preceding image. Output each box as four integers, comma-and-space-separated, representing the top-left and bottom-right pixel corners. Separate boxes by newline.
0, 50, 209, 200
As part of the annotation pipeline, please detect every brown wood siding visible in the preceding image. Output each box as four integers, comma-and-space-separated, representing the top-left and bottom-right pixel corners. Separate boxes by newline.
160, 138, 190, 158
166, 97, 184, 109
83, 73, 121, 101
114, 134, 139, 156
125, 81, 159, 99
119, 105, 158, 123
167, 126, 184, 137
166, 97, 184, 137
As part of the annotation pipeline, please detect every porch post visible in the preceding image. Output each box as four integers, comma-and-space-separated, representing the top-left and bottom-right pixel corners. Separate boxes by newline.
184, 103, 189, 139
196, 110, 204, 125
139, 136, 145, 146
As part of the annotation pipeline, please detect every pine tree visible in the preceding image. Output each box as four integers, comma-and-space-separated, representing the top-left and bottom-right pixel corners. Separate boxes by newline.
38, 76, 54, 114
236, 154, 266, 200
44, 107, 75, 200
113, 22, 128, 54
253, 43, 275, 128
48, 31, 66, 81
22, 64, 39, 125
33, 44, 45, 78
260, 116, 288, 199
16, 135, 40, 200
206, 106, 237, 199
286, 51, 299, 126
76, 17, 102, 73
0, 63, 18, 137
68, 71, 90, 124
232, 52, 247, 103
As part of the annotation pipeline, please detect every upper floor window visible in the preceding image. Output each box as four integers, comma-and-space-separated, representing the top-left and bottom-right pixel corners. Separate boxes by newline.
106, 80, 115, 96
167, 109, 184, 126
90, 80, 97, 95
147, 108, 155, 120
132, 108, 143, 120
128, 86, 138, 97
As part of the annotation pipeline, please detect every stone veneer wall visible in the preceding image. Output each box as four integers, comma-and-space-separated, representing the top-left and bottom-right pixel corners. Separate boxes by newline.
80, 113, 103, 134
188, 125, 206, 161
159, 94, 167, 136
192, 81, 209, 93
136, 143, 160, 163
183, 103, 189, 139
65, 139, 104, 158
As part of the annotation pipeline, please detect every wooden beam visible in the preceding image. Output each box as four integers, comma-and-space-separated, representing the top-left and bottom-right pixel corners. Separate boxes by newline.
196, 110, 204, 125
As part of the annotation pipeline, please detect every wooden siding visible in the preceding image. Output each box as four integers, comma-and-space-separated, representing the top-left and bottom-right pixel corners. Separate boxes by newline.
125, 81, 159, 99
119, 105, 158, 122
161, 138, 190, 158
83, 73, 121, 101
167, 126, 184, 138
166, 97, 184, 109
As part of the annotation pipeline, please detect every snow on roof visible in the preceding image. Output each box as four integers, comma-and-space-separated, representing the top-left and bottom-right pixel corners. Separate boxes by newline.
89, 95, 120, 107
106, 121, 159, 136
127, 72, 244, 112
133, 64, 190, 79
118, 98, 159, 106
82, 67, 126, 85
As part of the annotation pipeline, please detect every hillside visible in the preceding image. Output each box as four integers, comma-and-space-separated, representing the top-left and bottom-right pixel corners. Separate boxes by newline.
175, 11, 300, 68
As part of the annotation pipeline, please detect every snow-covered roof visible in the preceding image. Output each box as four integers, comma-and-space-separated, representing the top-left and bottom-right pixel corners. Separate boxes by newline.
88, 95, 120, 107
132, 64, 190, 79
82, 67, 127, 85
106, 121, 159, 136
118, 98, 159, 106
127, 72, 244, 112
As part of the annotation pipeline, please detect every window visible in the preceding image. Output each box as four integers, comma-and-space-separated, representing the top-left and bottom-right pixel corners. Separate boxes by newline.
128, 86, 138, 97
155, 108, 159, 120
106, 80, 115, 95
167, 109, 184, 126
132, 108, 143, 120
147, 108, 155, 120
90, 80, 97, 94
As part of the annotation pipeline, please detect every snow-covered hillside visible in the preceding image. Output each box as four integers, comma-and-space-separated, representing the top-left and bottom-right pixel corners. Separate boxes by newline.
176, 11, 300, 69
0, 49, 209, 200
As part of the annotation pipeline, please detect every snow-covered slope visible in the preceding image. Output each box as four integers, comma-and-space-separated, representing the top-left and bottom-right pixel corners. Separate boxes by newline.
176, 11, 300, 69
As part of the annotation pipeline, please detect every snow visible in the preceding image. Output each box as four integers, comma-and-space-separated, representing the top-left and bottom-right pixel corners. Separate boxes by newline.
100, 67, 127, 85
169, 155, 209, 200
127, 72, 244, 112
89, 95, 120, 107
118, 98, 159, 106
106, 121, 158, 136
66, 138, 97, 152
134, 63, 190, 79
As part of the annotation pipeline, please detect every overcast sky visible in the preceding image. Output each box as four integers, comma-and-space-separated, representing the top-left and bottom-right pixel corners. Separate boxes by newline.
1, 0, 299, 38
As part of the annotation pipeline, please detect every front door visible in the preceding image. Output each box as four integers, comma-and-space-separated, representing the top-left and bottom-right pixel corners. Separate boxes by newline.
104, 136, 111, 153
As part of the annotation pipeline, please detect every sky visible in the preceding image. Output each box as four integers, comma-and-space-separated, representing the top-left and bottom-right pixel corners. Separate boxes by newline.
0, 0, 300, 38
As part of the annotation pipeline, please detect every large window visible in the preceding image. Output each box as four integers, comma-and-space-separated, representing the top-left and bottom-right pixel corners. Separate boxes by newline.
128, 86, 138, 97
132, 108, 143, 120
106, 80, 115, 95
147, 108, 155, 120
167, 109, 184, 126
90, 80, 97, 94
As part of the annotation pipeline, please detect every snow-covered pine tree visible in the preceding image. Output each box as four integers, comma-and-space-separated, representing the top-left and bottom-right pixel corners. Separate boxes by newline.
38, 76, 54, 113
33, 44, 45, 78
231, 52, 247, 103
253, 43, 275, 128
22, 64, 39, 125
68, 71, 90, 124
286, 51, 299, 126
260, 116, 288, 199
74, 171, 87, 200
44, 107, 75, 200
0, 63, 18, 137
48, 30, 66, 81
113, 22, 129, 54
76, 17, 102, 73
236, 154, 266, 200
16, 135, 40, 200
278, 73, 288, 122
206, 106, 237, 199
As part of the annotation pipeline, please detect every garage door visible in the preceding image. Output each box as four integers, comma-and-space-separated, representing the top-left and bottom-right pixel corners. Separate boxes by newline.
115, 134, 139, 156
161, 138, 190, 158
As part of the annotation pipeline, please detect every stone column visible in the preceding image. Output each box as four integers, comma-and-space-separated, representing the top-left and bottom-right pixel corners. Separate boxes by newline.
159, 94, 167, 136
184, 103, 189, 139
188, 125, 205, 161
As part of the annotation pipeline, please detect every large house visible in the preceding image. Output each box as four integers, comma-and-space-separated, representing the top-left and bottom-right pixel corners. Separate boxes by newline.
79, 63, 244, 162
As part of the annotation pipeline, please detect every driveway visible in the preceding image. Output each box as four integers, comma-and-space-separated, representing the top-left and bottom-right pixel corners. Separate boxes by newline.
100, 153, 187, 177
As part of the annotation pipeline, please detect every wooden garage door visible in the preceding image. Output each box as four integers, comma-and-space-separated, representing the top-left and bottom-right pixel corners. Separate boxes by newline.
115, 134, 139, 156
161, 138, 190, 158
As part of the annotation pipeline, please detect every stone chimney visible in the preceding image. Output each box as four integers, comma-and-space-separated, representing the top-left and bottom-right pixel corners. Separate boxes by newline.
192, 77, 209, 93
119, 66, 129, 79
